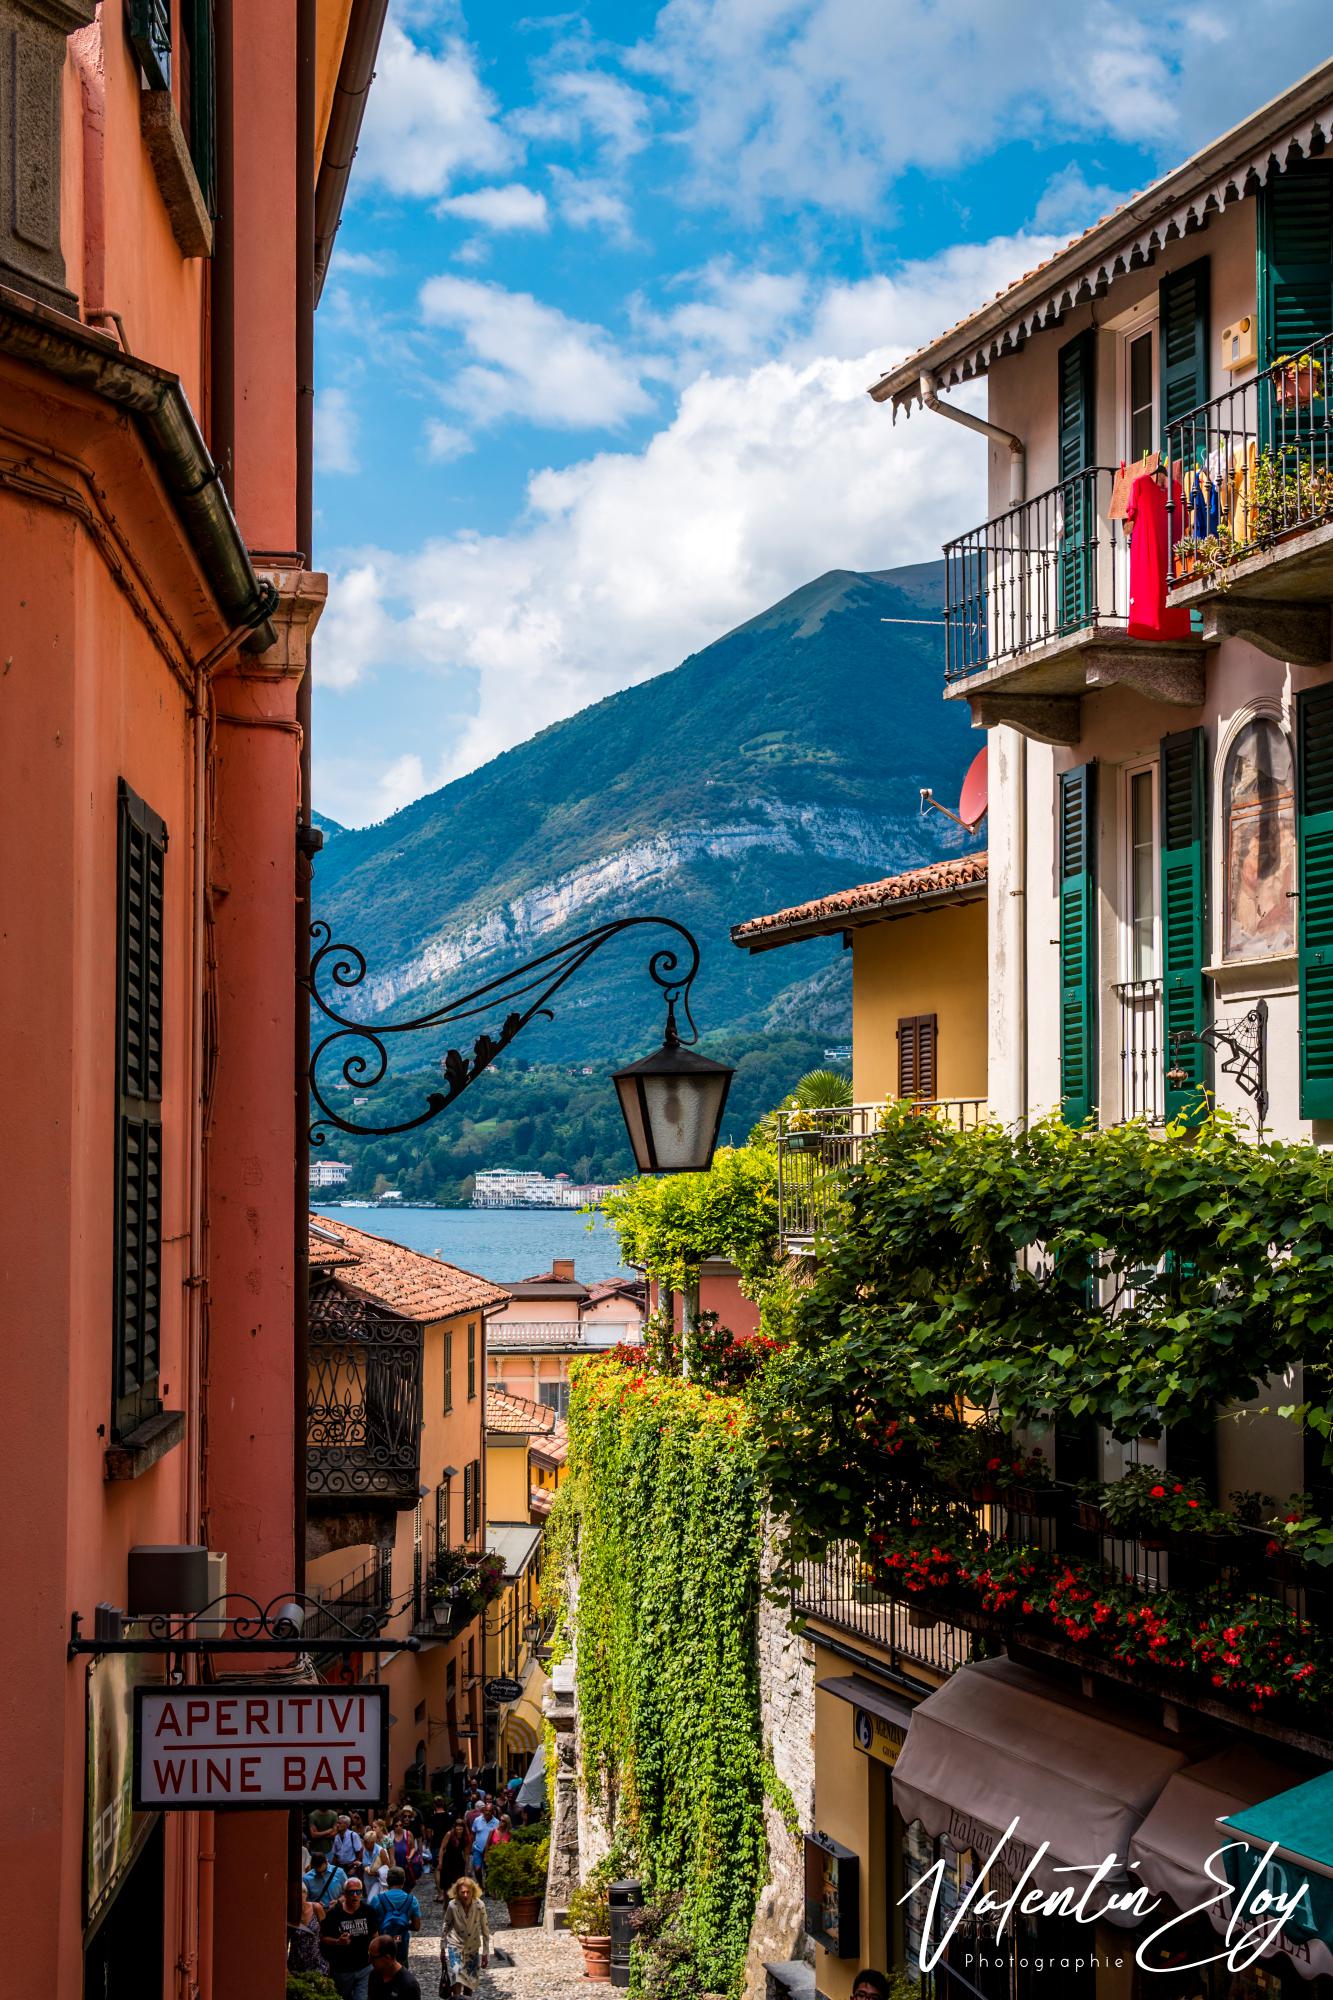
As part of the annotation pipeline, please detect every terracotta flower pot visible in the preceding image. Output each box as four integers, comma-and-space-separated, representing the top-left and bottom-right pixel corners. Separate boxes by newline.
579, 1934, 613, 1980
506, 1894, 542, 1928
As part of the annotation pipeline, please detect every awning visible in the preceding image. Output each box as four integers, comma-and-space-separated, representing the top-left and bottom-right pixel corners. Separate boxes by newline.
818, 1674, 916, 1731
892, 1656, 1193, 1921
1219, 1768, 1333, 1977
499, 1664, 550, 1763
516, 1739, 545, 1810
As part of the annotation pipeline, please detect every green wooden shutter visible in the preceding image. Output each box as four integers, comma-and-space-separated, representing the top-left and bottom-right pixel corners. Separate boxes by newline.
1057, 332, 1096, 629
1059, 763, 1097, 1127
1158, 258, 1210, 444
1259, 162, 1333, 367
115, 780, 167, 1439
1298, 684, 1333, 1119
1160, 728, 1210, 1125
128, 0, 172, 90
182, 0, 217, 215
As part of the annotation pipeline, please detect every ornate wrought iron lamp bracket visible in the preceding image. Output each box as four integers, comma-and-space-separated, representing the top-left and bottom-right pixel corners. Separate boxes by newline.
306, 914, 702, 1143
1167, 997, 1269, 1132
68, 1590, 419, 1663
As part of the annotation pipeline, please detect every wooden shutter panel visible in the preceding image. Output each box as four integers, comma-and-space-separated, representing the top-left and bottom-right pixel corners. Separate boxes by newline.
1160, 728, 1210, 1125
1057, 332, 1096, 628
1059, 764, 1097, 1127
1259, 163, 1333, 367
182, 0, 217, 215
128, 0, 172, 90
1298, 685, 1333, 1119
1158, 258, 1210, 441
115, 781, 167, 1438
896, 1015, 937, 1100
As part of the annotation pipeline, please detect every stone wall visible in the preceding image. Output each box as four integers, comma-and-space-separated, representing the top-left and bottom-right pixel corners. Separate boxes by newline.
744, 1527, 817, 2000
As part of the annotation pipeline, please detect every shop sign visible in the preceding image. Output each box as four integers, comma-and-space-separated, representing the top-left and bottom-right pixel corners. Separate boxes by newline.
803, 1831, 861, 1958
133, 1684, 388, 1809
86, 1642, 163, 1930
484, 1675, 524, 1704
852, 1702, 905, 1768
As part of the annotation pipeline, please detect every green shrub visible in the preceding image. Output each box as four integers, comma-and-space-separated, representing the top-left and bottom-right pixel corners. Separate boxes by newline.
286, 1975, 339, 2000
567, 1879, 613, 1936
486, 1837, 549, 1901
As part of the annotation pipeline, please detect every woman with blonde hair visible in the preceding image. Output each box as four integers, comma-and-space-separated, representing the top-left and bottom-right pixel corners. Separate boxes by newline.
440, 1874, 490, 1997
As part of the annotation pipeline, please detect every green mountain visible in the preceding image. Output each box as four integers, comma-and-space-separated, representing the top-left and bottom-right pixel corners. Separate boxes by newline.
310, 562, 982, 1191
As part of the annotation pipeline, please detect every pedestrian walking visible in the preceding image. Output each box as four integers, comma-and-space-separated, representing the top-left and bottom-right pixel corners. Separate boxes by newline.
361, 1821, 392, 1891
468, 1802, 500, 1887
433, 1821, 470, 1902
287, 1893, 329, 1976
332, 1814, 365, 1873
367, 1933, 421, 1997
319, 1877, 378, 2000
308, 1804, 339, 1860
304, 1852, 348, 1912
440, 1877, 490, 1998
368, 1866, 423, 1965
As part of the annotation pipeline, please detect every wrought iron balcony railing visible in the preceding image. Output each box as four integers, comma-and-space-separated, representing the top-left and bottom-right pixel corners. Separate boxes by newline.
775, 1100, 986, 1243
1165, 327, 1333, 584
943, 466, 1125, 682
794, 1541, 972, 1680
1112, 976, 1164, 1124
305, 1547, 395, 1645
306, 1287, 423, 1510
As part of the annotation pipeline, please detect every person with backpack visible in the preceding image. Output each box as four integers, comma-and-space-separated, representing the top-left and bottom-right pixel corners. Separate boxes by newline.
368, 1866, 422, 1966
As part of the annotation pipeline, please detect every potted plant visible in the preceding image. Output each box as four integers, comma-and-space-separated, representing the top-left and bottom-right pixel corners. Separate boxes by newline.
999, 1447, 1056, 1516
567, 1879, 613, 1979
1099, 1467, 1227, 1549
485, 1834, 549, 1928
1274, 350, 1325, 409
1265, 1494, 1333, 1576
1172, 533, 1198, 579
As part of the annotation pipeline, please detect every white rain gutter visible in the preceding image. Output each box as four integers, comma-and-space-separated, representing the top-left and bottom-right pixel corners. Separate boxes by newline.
919, 370, 1025, 506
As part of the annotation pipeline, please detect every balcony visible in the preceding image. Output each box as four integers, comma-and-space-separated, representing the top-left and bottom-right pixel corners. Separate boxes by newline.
306, 1286, 423, 1550
874, 1480, 1333, 1755
775, 1100, 986, 1246
1111, 977, 1164, 1124
1165, 329, 1333, 663
794, 1542, 971, 1682
943, 466, 1205, 743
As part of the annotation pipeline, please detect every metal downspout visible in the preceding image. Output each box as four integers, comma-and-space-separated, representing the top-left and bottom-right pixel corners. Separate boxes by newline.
919, 369, 1026, 507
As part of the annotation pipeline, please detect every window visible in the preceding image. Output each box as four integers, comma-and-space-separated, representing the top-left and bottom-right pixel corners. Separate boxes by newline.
896, 1015, 937, 1101
1222, 718, 1295, 960
114, 782, 167, 1440
467, 1320, 477, 1400
179, 0, 216, 213
1125, 765, 1159, 980
463, 1459, 480, 1541
538, 1381, 571, 1419
444, 1329, 454, 1413
1126, 329, 1156, 462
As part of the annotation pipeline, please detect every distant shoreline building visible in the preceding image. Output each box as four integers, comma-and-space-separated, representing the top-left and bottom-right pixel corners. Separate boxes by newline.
472, 1167, 620, 1210
308, 1159, 351, 1190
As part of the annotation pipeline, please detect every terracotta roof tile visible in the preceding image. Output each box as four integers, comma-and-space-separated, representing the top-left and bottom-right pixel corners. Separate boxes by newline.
732, 853, 988, 950
308, 1215, 507, 1320
486, 1388, 558, 1436
531, 1422, 569, 1469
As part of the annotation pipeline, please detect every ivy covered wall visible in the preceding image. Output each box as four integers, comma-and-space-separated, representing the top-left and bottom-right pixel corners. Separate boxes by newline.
560, 1358, 767, 1995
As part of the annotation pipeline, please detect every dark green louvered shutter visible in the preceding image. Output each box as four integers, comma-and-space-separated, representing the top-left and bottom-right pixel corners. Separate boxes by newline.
1259, 162, 1333, 368
1158, 258, 1210, 445
128, 0, 172, 90
1059, 763, 1097, 1127
1160, 729, 1210, 1125
1298, 684, 1333, 1119
1057, 332, 1096, 630
115, 781, 167, 1439
182, 0, 217, 215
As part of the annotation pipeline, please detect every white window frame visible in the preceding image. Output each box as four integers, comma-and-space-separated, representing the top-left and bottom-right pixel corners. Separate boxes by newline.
1119, 758, 1161, 985
1118, 315, 1160, 466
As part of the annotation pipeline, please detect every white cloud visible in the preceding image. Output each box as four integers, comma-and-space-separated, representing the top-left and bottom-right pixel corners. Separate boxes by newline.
329, 248, 392, 278
315, 228, 1052, 820
547, 165, 634, 241
356, 23, 515, 199
437, 183, 550, 231
425, 420, 474, 462
317, 562, 401, 691
634, 261, 808, 374
314, 387, 359, 475
419, 276, 656, 429
516, 68, 651, 161
628, 0, 1330, 216
1031, 163, 1133, 235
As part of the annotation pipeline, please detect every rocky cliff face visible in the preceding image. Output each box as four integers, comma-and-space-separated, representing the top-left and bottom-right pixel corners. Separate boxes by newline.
314, 562, 981, 1061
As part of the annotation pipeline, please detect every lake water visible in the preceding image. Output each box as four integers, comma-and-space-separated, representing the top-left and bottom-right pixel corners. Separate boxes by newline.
310, 1202, 634, 1285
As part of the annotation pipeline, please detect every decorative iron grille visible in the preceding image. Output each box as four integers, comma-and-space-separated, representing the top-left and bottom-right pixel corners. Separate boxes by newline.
306, 1286, 423, 1504
775, 1100, 986, 1243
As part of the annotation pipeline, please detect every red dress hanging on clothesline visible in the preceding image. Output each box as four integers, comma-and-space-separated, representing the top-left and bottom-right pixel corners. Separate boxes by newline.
1125, 471, 1192, 642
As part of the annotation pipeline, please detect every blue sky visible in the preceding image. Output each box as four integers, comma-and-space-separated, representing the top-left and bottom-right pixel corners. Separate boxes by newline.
312, 1, 1328, 825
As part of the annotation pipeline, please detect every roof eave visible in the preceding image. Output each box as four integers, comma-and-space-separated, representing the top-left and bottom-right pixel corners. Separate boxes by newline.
732, 878, 988, 954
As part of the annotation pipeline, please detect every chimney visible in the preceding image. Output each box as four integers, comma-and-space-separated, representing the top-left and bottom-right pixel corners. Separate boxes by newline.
552, 1258, 576, 1282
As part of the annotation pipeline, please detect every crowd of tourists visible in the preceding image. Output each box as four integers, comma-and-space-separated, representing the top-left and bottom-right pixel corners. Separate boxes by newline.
291, 1777, 535, 1998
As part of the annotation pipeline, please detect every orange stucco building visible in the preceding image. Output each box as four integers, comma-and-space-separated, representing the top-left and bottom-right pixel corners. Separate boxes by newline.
0, 4, 387, 1995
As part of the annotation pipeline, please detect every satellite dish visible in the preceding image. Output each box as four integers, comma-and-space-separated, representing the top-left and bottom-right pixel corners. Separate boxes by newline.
958, 746, 988, 832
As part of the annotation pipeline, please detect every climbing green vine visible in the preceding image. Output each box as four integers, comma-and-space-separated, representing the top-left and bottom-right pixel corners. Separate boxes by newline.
559, 1357, 766, 1995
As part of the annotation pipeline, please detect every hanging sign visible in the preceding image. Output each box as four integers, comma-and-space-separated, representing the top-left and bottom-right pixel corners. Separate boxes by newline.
853, 1702, 906, 1769
484, 1675, 524, 1704
87, 1642, 164, 1928
133, 1683, 389, 1810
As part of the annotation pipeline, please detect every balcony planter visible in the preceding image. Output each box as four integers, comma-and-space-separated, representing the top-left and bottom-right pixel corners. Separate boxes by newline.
1075, 1499, 1109, 1533
970, 1481, 1000, 1505
1275, 356, 1324, 410
907, 1605, 940, 1632
1003, 1484, 1058, 1517
784, 1130, 825, 1155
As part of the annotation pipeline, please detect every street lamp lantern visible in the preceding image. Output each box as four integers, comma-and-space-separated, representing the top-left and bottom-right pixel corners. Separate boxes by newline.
612, 998, 734, 1175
